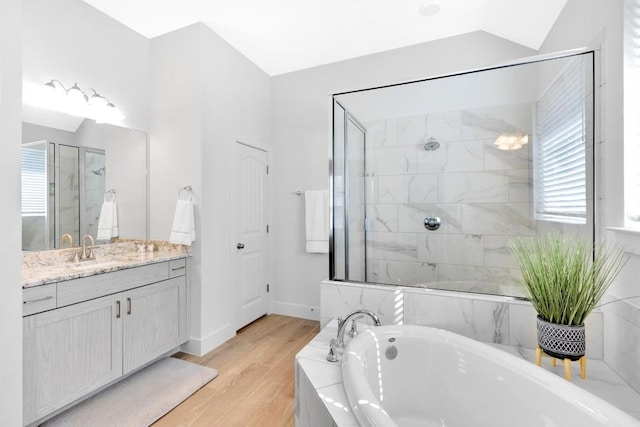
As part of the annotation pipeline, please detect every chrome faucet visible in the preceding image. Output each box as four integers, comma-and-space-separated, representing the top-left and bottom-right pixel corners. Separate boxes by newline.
80, 235, 95, 261
327, 309, 381, 362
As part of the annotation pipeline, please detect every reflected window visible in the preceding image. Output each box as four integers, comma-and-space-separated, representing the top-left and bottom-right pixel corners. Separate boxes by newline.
21, 143, 47, 217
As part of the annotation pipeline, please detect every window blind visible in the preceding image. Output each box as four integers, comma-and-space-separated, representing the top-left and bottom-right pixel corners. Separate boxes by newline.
533, 58, 587, 224
21, 147, 47, 216
624, 0, 640, 226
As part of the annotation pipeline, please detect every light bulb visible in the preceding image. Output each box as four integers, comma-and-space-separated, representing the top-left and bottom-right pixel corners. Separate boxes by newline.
88, 93, 108, 108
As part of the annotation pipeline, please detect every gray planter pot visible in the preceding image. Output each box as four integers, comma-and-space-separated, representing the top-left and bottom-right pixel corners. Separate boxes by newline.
536, 315, 585, 361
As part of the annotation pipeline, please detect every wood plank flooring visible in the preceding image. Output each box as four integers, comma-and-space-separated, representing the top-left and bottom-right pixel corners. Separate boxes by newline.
152, 314, 320, 427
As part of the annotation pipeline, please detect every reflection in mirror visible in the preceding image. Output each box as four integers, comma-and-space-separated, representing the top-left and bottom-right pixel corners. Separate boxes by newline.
21, 108, 148, 251
58, 144, 81, 248
21, 140, 54, 250
83, 148, 106, 240
331, 51, 594, 298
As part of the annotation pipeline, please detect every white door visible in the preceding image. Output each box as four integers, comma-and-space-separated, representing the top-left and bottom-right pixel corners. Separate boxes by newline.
232, 142, 269, 329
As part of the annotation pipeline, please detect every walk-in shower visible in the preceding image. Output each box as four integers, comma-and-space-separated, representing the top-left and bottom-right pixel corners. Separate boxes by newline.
330, 50, 595, 298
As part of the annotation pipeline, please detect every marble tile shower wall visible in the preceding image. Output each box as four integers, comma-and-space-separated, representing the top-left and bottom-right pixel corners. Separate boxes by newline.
59, 153, 80, 239
363, 104, 535, 295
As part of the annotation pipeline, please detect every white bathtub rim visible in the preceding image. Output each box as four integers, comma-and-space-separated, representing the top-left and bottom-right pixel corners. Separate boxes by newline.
341, 324, 640, 427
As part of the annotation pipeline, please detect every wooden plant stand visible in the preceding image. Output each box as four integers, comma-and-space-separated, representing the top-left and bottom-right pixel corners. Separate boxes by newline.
535, 346, 586, 380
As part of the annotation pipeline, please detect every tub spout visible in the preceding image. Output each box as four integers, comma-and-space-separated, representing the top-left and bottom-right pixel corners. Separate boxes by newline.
327, 309, 381, 362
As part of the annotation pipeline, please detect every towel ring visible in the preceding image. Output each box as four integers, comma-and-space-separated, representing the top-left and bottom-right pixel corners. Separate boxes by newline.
178, 185, 193, 201
104, 189, 116, 202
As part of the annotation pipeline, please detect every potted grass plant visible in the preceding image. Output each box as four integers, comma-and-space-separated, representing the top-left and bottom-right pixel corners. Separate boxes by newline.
509, 235, 627, 360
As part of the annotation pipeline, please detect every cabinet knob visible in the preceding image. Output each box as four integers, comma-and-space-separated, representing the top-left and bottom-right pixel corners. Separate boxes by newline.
237, 243, 245, 250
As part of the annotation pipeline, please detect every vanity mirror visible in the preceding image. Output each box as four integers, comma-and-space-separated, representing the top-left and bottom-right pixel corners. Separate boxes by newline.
21, 106, 149, 251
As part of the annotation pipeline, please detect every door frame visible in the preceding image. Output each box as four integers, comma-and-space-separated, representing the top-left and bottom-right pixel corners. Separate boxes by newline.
230, 140, 272, 331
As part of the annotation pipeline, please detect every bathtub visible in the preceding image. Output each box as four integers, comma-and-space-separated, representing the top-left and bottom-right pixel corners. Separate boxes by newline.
342, 325, 640, 427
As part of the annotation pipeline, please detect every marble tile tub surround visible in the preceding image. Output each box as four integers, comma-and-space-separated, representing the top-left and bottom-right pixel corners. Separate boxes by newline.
22, 239, 190, 287
321, 280, 604, 359
295, 319, 640, 426
603, 293, 640, 395
361, 104, 591, 291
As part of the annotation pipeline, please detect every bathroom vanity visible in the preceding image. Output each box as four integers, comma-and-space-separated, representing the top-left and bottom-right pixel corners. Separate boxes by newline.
21, 242, 190, 426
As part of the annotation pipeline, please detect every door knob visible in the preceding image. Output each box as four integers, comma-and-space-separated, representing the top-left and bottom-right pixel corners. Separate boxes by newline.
237, 243, 245, 249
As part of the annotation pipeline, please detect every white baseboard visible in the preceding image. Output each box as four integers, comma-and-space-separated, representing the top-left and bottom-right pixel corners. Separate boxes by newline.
181, 323, 236, 357
271, 301, 320, 321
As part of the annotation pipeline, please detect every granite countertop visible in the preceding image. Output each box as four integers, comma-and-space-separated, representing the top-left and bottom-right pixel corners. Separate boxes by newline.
23, 240, 191, 288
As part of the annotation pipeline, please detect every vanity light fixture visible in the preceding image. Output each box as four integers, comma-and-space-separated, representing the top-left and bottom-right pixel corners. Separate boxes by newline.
494, 133, 529, 151
44, 79, 124, 123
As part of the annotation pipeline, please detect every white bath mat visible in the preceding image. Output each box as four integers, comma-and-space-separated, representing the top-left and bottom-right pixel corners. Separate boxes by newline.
41, 357, 218, 427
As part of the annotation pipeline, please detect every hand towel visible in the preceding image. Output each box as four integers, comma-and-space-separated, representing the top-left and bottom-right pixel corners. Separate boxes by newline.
169, 199, 195, 245
305, 189, 329, 253
96, 199, 119, 240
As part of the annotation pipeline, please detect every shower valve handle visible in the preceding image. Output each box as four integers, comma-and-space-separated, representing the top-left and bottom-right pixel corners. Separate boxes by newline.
424, 216, 441, 231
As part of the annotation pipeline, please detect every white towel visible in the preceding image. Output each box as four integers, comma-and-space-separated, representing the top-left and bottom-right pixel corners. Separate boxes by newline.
96, 199, 119, 240
305, 189, 329, 253
169, 199, 195, 245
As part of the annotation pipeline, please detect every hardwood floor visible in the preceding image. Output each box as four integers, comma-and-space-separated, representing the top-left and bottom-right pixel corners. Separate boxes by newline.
152, 314, 320, 427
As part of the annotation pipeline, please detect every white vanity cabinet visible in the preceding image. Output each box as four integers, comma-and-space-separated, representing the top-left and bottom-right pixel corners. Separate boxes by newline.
23, 294, 122, 424
22, 258, 189, 426
123, 276, 187, 374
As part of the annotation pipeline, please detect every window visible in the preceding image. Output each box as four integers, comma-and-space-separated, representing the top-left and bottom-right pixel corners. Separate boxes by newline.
21, 145, 47, 216
533, 57, 587, 224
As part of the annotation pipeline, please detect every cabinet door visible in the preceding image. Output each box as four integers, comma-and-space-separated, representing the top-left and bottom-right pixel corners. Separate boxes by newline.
122, 276, 187, 374
23, 294, 122, 425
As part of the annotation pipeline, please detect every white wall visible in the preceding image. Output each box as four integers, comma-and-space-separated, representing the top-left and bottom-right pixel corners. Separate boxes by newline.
0, 0, 23, 423
23, 0, 150, 132
149, 24, 204, 340
22, 122, 75, 146
270, 31, 536, 319
200, 24, 271, 346
150, 23, 271, 355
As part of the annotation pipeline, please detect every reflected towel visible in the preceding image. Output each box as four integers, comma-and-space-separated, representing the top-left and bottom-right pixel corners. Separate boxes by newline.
305, 189, 329, 253
97, 199, 119, 240
169, 199, 195, 245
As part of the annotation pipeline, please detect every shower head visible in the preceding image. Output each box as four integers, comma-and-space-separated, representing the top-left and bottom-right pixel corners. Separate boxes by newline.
91, 167, 105, 176
423, 137, 440, 151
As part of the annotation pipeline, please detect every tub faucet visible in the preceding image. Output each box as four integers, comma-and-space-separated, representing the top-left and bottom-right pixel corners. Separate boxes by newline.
327, 309, 381, 362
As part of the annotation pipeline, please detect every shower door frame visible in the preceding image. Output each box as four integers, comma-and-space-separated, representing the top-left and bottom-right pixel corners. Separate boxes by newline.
330, 99, 367, 282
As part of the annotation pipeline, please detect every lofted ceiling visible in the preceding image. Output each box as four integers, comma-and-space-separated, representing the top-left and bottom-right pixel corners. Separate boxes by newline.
81, 0, 567, 76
